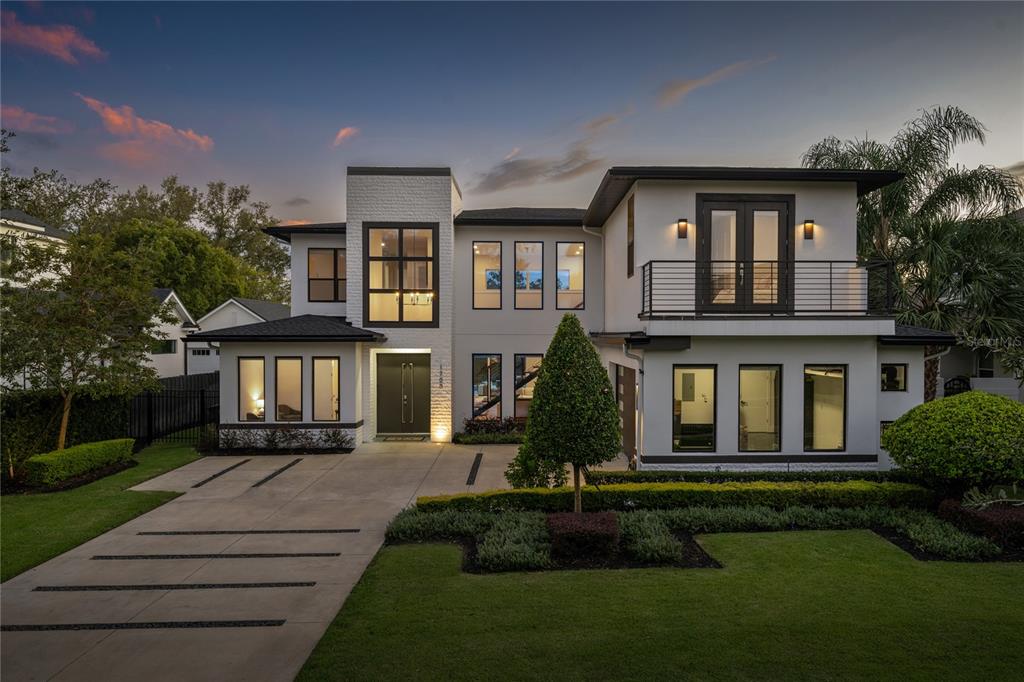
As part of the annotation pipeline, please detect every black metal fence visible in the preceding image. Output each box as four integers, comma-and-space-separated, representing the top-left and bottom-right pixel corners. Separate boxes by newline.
128, 372, 219, 448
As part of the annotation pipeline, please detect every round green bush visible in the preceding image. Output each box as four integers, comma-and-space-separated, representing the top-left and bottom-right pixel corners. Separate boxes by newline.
881, 391, 1024, 487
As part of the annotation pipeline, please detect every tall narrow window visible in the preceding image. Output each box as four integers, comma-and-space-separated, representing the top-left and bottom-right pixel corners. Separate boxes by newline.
673, 366, 716, 451
514, 354, 543, 419
556, 242, 585, 309
627, 194, 635, 278
473, 241, 502, 309
366, 225, 436, 325
804, 365, 846, 451
238, 357, 265, 422
514, 242, 543, 309
739, 365, 781, 452
309, 248, 346, 302
275, 357, 302, 422
313, 357, 340, 421
472, 354, 501, 419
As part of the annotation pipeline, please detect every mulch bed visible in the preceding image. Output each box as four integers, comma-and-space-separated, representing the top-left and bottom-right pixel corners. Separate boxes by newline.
1, 460, 137, 495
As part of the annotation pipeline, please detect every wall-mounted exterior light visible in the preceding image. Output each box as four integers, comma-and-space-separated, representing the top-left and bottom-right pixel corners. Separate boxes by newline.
677, 218, 688, 239
803, 219, 815, 240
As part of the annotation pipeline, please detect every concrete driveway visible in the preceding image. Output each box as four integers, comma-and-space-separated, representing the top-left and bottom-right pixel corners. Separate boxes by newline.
1, 442, 521, 681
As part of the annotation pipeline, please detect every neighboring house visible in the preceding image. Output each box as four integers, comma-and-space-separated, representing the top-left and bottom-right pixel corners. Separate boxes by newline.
0, 209, 71, 280
185, 297, 290, 375
188, 165, 957, 470
148, 288, 198, 378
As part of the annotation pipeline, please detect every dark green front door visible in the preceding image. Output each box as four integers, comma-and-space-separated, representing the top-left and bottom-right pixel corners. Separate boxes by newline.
376, 353, 431, 434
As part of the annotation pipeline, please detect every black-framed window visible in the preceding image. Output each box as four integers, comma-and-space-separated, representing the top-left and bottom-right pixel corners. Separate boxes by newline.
312, 356, 340, 421
739, 365, 781, 452
365, 224, 438, 326
514, 354, 543, 419
627, 194, 635, 279
473, 241, 502, 309
978, 350, 995, 378
472, 353, 501, 419
191, 348, 211, 356
275, 357, 302, 422
804, 365, 847, 451
556, 241, 585, 310
673, 365, 716, 451
309, 248, 346, 302
238, 357, 265, 422
514, 242, 543, 309
152, 340, 177, 355
881, 363, 907, 392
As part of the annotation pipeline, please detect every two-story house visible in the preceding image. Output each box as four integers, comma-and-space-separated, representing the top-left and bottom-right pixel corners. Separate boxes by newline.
187, 165, 954, 469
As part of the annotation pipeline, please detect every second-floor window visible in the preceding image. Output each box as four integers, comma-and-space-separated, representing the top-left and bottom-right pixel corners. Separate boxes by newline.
556, 242, 585, 309
473, 241, 501, 309
515, 242, 543, 309
308, 248, 346, 302
366, 225, 437, 325
627, 194, 635, 278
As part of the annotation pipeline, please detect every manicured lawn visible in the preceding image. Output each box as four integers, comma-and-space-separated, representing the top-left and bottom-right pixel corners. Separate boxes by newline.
1, 441, 199, 581
300, 531, 1024, 681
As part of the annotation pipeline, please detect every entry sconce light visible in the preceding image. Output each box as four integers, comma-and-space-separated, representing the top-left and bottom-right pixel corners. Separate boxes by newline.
677, 218, 689, 239
803, 219, 815, 240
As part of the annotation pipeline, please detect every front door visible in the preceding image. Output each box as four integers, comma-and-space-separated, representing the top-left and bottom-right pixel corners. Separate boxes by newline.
376, 353, 431, 434
697, 198, 791, 312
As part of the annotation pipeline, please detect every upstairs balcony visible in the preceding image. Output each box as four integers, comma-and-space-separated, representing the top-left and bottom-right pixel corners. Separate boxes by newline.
639, 260, 894, 319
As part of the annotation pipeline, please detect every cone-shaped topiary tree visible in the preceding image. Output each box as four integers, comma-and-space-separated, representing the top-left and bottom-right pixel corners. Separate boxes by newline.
507, 313, 621, 512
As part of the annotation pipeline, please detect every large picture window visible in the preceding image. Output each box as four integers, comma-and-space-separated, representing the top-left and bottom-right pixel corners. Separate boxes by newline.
739, 365, 781, 452
473, 241, 502, 309
514, 354, 542, 419
275, 357, 302, 421
238, 357, 265, 422
472, 353, 501, 419
313, 357, 340, 421
366, 225, 437, 325
308, 248, 346, 302
804, 365, 846, 451
514, 242, 543, 309
673, 365, 716, 451
556, 242, 585, 310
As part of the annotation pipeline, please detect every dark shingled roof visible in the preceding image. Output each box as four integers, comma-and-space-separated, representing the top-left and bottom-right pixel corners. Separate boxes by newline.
583, 167, 905, 226
1, 208, 73, 241
232, 297, 290, 321
264, 222, 346, 243
455, 207, 586, 227
151, 287, 174, 302
878, 324, 956, 346
186, 314, 384, 342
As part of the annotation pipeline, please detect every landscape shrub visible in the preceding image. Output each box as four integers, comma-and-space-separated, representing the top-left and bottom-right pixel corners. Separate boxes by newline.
547, 512, 619, 562
417, 481, 934, 513
461, 417, 524, 436
452, 432, 526, 445
22, 438, 135, 489
937, 499, 1024, 550
475, 513, 550, 571
586, 469, 924, 486
385, 508, 496, 544
320, 429, 355, 451
881, 391, 1024, 488
617, 512, 682, 564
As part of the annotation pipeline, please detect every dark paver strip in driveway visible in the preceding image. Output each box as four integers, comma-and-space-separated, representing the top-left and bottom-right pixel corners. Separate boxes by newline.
3, 620, 287, 632
466, 452, 484, 485
192, 459, 252, 488
138, 528, 360, 535
252, 458, 303, 487
35, 582, 317, 591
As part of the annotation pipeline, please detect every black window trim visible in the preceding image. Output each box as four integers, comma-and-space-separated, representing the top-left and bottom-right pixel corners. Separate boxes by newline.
363, 222, 440, 328
274, 356, 303, 423
308, 247, 347, 303
737, 364, 783, 453
471, 352, 502, 420
555, 240, 586, 311
513, 240, 544, 310
513, 353, 543, 418
803, 363, 848, 453
472, 240, 502, 311
671, 363, 717, 453
238, 356, 266, 423
626, 193, 635, 279
311, 355, 341, 422
880, 362, 909, 392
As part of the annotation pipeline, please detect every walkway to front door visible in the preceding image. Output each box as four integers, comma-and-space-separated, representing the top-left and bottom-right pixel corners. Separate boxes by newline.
376, 353, 430, 435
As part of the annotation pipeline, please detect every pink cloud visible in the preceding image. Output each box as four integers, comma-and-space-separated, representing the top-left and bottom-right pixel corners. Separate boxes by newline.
1, 10, 106, 65
97, 140, 159, 168
0, 104, 73, 134
332, 126, 359, 147
75, 93, 214, 153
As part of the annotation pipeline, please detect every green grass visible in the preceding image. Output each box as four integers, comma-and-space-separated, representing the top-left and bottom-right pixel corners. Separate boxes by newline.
299, 532, 1024, 681
1, 441, 199, 581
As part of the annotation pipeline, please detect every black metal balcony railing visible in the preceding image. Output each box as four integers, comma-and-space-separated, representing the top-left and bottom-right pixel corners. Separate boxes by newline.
639, 260, 894, 318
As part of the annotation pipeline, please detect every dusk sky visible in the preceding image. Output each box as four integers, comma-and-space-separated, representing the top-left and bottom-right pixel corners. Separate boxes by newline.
2, 1, 1022, 224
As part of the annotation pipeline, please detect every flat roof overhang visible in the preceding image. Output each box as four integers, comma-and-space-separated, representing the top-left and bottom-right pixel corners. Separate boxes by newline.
591, 331, 691, 351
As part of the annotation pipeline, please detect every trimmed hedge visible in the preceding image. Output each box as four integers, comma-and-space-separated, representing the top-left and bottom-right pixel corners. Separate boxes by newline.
23, 439, 135, 489
451, 432, 526, 445
586, 469, 924, 486
417, 481, 935, 513
475, 513, 550, 571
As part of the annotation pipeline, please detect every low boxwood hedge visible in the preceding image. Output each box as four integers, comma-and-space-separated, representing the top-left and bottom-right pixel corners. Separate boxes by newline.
416, 480, 934, 513
586, 469, 924, 486
451, 432, 526, 445
23, 438, 135, 489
